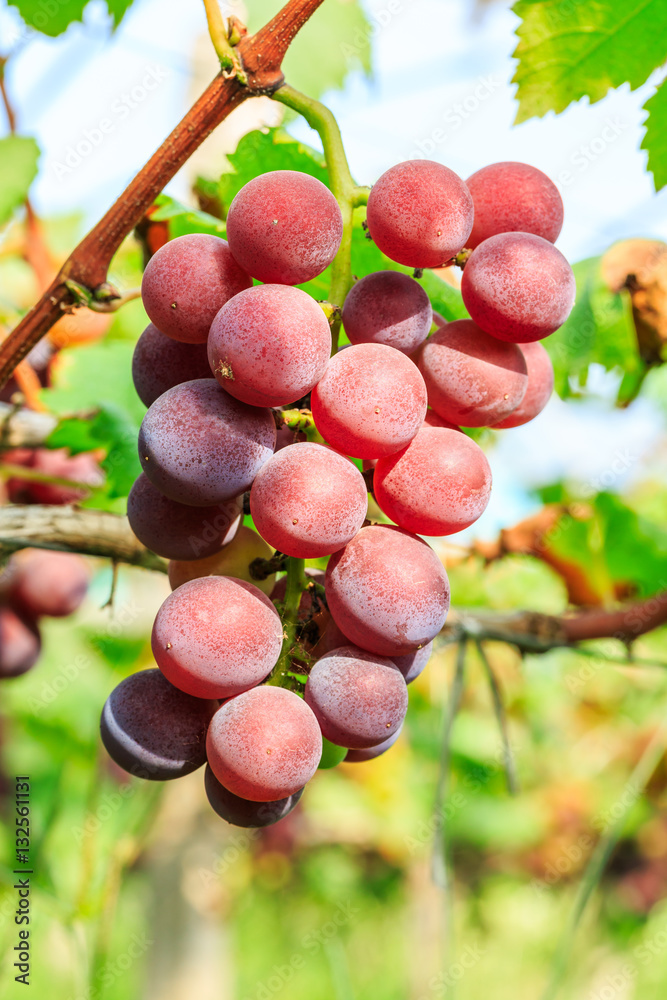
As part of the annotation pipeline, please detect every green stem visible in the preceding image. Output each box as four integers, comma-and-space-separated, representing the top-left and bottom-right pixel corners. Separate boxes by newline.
202, 0, 247, 81
272, 83, 359, 352
476, 640, 519, 796
267, 556, 307, 689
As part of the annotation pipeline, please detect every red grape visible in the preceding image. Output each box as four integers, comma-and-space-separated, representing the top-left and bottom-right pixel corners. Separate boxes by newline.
10, 550, 90, 618
311, 343, 427, 459
466, 161, 563, 248
206, 686, 322, 801
225, 170, 343, 285
325, 524, 450, 656
366, 160, 473, 267
141, 234, 251, 344
138, 379, 276, 505
167, 525, 276, 596
422, 410, 460, 430
204, 765, 303, 827
461, 233, 576, 343
432, 312, 447, 329
0, 606, 40, 678
208, 285, 331, 407
6, 447, 103, 505
127, 473, 241, 561
132, 322, 211, 407
394, 641, 433, 684
152, 576, 283, 699
418, 318, 528, 427
374, 425, 491, 536
100, 669, 217, 780
305, 645, 408, 748
345, 726, 402, 762
493, 342, 555, 428
250, 442, 368, 558
341, 271, 432, 354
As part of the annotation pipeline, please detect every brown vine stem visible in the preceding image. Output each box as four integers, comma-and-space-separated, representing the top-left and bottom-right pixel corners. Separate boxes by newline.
0, 0, 327, 389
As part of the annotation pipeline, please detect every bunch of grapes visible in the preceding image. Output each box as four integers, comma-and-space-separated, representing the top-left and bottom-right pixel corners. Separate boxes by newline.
110, 159, 573, 828
0, 549, 90, 678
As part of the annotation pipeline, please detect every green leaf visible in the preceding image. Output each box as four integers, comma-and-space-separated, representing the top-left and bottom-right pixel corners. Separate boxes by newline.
0, 136, 39, 228
152, 194, 225, 238
11, 0, 135, 37
245, 0, 371, 98
544, 257, 640, 402
41, 340, 145, 425
641, 80, 667, 192
218, 129, 329, 212
512, 0, 667, 122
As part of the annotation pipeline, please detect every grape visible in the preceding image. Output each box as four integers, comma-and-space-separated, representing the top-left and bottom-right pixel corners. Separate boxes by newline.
417, 319, 528, 427
138, 379, 276, 506
132, 323, 211, 407
206, 686, 322, 801
6, 447, 104, 505
270, 568, 325, 614
100, 669, 217, 780
393, 641, 433, 684
152, 576, 283, 699
141, 234, 251, 344
208, 285, 331, 407
225, 170, 343, 285
305, 645, 408, 748
168, 525, 276, 596
466, 161, 563, 249
422, 410, 460, 430
345, 726, 402, 763
366, 160, 473, 267
204, 765, 303, 827
0, 607, 40, 678
432, 312, 447, 329
341, 271, 432, 354
374, 425, 491, 536
311, 343, 427, 459
493, 342, 555, 428
325, 524, 450, 656
10, 550, 90, 618
461, 233, 576, 343
127, 474, 241, 561
275, 422, 307, 451
250, 443, 368, 558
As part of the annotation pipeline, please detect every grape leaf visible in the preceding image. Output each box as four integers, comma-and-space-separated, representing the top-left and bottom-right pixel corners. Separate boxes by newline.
47, 405, 141, 503
641, 79, 667, 192
0, 136, 40, 228
544, 257, 639, 402
218, 129, 329, 211
512, 0, 667, 122
151, 195, 225, 238
245, 0, 371, 98
11, 0, 135, 37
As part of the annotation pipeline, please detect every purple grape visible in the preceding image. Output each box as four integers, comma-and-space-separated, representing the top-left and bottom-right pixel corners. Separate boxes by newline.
132, 323, 211, 407
345, 726, 402, 762
100, 669, 218, 780
0, 607, 41, 678
204, 765, 303, 827
393, 641, 433, 684
138, 379, 276, 506
342, 271, 432, 354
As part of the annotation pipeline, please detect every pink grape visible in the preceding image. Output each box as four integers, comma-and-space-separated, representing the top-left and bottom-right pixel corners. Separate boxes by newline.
346, 726, 402, 762
325, 524, 450, 656
366, 160, 473, 267
394, 641, 433, 684
311, 343, 427, 459
167, 526, 276, 596
208, 285, 331, 407
0, 607, 40, 678
151, 576, 283, 699
127, 474, 241, 561
250, 442, 368, 558
493, 342, 555, 428
138, 379, 276, 506
10, 550, 90, 618
341, 271, 432, 354
374, 425, 492, 536
466, 161, 563, 248
206, 686, 322, 801
204, 765, 303, 828
305, 645, 408, 749
100, 669, 217, 780
141, 234, 251, 344
5, 447, 103, 505
461, 233, 576, 343
132, 323, 211, 407
225, 170, 343, 285
418, 318, 528, 426
422, 410, 460, 430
